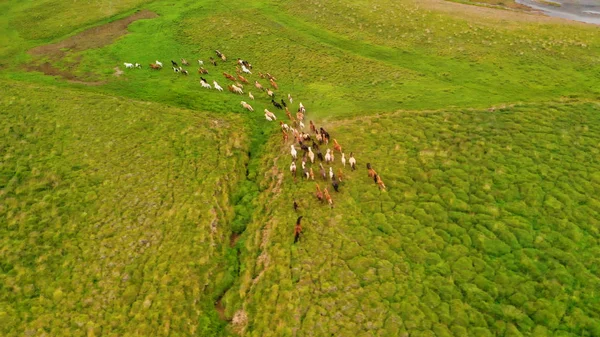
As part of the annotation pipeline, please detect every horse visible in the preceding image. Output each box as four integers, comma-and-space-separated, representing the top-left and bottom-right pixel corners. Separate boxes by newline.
248, 92, 254, 100
223, 72, 236, 81
367, 163, 377, 178
213, 81, 223, 91
237, 74, 249, 84
299, 102, 306, 114
155, 60, 163, 68
317, 149, 324, 162
280, 99, 287, 108
198, 67, 209, 74
241, 101, 253, 111
241, 65, 252, 74
333, 139, 342, 153
216, 50, 226, 61
341, 153, 346, 167
308, 147, 315, 163
325, 149, 332, 163
181, 69, 189, 75
173, 67, 180, 73
319, 163, 326, 181
315, 184, 324, 203
272, 100, 283, 110
338, 168, 344, 182
349, 153, 356, 170
198, 60, 204, 66
200, 78, 211, 89
310, 168, 315, 180
290, 161, 297, 177
255, 81, 264, 91
288, 93, 293, 104
329, 167, 334, 180
149, 63, 161, 70
309, 121, 316, 133
134, 63, 142, 69
332, 176, 339, 192
267, 89, 275, 98
290, 145, 297, 160
324, 188, 333, 207
209, 57, 217, 66
124, 62, 134, 69
231, 84, 243, 94
296, 112, 304, 122
269, 78, 279, 90
294, 216, 303, 243
181, 58, 189, 66
171, 60, 178, 67
264, 109, 276, 121
376, 174, 386, 190
282, 130, 289, 143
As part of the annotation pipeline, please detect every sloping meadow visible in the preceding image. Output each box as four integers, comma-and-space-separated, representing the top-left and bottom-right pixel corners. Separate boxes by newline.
0, 80, 249, 336
226, 102, 600, 336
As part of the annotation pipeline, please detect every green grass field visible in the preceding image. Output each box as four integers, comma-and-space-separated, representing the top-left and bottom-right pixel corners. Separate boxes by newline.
1, 0, 600, 335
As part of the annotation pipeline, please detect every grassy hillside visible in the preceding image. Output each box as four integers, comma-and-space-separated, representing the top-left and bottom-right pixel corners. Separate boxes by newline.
232, 101, 600, 336
0, 80, 248, 336
1, 0, 600, 335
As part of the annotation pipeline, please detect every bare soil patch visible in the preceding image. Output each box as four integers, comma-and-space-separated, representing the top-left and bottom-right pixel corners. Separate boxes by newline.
26, 9, 157, 83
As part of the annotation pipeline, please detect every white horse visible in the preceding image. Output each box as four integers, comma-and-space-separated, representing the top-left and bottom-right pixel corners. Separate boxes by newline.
248, 92, 254, 100
264, 109, 276, 121
349, 153, 356, 170
124, 62, 134, 69
325, 149, 331, 163
231, 85, 243, 95
308, 147, 315, 163
198, 60, 204, 66
241, 65, 252, 74
241, 101, 253, 111
213, 81, 223, 91
290, 145, 297, 160
329, 167, 334, 180
341, 153, 346, 167
201, 80, 211, 89
155, 60, 163, 68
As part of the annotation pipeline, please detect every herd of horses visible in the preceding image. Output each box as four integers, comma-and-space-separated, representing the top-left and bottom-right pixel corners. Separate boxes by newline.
122, 50, 387, 243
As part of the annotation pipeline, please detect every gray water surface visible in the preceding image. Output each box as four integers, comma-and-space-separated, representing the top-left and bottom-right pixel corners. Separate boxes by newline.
515, 0, 600, 24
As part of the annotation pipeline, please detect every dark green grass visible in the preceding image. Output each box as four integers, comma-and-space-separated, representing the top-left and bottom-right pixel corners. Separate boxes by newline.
231, 102, 600, 336
0, 80, 249, 336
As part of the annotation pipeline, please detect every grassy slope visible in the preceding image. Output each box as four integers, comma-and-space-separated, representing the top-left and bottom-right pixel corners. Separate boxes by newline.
0, 80, 248, 336
234, 102, 600, 336
1, 0, 600, 336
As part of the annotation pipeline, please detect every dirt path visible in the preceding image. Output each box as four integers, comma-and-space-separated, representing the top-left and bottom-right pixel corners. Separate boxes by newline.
26, 9, 158, 84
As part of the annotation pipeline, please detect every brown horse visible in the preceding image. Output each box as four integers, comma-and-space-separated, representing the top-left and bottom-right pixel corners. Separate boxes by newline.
324, 188, 333, 207
270, 78, 279, 90
367, 163, 377, 178
237, 74, 249, 84
294, 216, 303, 243
223, 72, 236, 81
333, 139, 342, 153
149, 63, 161, 70
376, 174, 386, 190
198, 67, 208, 74
315, 184, 324, 203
